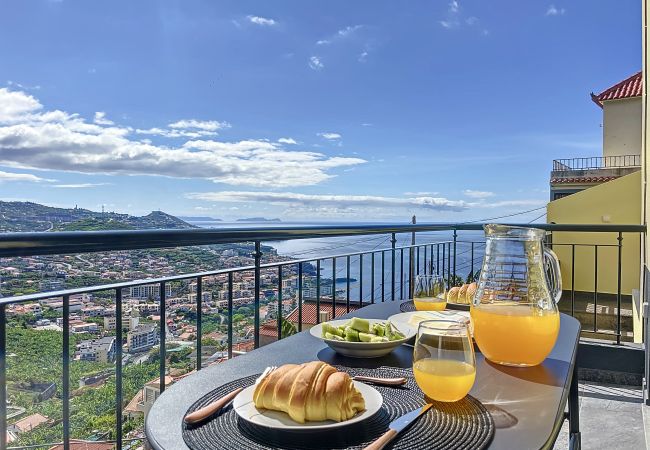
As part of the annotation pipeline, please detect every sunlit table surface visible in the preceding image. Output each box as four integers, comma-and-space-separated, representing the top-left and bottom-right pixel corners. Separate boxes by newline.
146, 301, 580, 450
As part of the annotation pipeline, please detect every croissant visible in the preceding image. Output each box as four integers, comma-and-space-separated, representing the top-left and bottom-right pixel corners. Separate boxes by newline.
253, 361, 365, 423
458, 284, 469, 304
447, 286, 461, 303
466, 282, 477, 304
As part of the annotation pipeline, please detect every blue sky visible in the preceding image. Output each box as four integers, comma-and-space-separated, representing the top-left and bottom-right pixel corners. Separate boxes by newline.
0, 0, 640, 222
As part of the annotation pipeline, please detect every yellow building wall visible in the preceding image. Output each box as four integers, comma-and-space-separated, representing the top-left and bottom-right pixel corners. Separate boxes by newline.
603, 98, 642, 158
546, 170, 641, 297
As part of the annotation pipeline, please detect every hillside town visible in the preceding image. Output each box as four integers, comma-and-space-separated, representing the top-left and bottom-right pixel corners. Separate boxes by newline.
0, 241, 353, 447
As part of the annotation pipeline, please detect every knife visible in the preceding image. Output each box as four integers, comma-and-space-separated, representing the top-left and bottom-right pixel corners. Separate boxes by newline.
362, 403, 433, 450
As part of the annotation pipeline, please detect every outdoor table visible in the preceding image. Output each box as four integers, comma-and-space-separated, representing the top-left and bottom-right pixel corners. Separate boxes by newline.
146, 302, 581, 450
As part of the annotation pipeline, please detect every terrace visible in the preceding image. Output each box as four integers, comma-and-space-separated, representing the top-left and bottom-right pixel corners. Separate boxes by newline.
0, 223, 648, 449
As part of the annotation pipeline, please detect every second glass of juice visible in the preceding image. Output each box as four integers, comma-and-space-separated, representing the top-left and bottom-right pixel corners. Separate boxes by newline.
413, 274, 447, 311
413, 319, 476, 402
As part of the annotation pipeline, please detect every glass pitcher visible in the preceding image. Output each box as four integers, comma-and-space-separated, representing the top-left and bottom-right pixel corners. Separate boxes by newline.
470, 224, 562, 367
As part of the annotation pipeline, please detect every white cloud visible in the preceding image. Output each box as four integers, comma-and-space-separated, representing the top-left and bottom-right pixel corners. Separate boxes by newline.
546, 5, 565, 16
52, 183, 111, 188
317, 25, 363, 45
309, 56, 324, 70
0, 170, 49, 183
7, 81, 41, 91
338, 25, 363, 38
186, 191, 470, 212
0, 88, 365, 188
93, 112, 114, 126
439, 1, 486, 33
358, 51, 369, 62
168, 119, 230, 131
463, 189, 495, 199
186, 191, 547, 219
278, 137, 297, 145
361, 123, 373, 127
318, 132, 341, 140
404, 191, 439, 196
247, 15, 276, 26
135, 127, 218, 138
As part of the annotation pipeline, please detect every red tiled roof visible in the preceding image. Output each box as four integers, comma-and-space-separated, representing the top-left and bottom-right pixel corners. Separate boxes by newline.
233, 340, 255, 352
259, 321, 279, 338
550, 176, 619, 184
286, 301, 362, 325
591, 71, 642, 107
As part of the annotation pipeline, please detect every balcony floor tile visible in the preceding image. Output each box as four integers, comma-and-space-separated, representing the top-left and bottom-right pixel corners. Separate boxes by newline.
553, 382, 646, 449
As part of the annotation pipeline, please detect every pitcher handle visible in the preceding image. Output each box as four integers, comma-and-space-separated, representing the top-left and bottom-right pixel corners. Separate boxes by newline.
543, 247, 563, 304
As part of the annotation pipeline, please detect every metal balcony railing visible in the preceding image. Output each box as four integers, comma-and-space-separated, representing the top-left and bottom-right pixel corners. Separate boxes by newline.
0, 222, 645, 450
552, 155, 641, 171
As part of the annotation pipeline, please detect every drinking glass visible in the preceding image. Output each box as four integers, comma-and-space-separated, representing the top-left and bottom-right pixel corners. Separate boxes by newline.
413, 274, 446, 311
413, 319, 476, 402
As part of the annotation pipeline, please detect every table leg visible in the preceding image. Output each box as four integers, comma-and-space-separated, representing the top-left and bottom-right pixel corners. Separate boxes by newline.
569, 360, 581, 449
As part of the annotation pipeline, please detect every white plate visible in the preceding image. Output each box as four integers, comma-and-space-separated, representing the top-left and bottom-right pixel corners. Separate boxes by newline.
232, 380, 382, 431
388, 310, 473, 336
309, 318, 416, 358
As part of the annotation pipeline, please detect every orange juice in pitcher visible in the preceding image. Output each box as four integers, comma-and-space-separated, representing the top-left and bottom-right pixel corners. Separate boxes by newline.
471, 225, 562, 367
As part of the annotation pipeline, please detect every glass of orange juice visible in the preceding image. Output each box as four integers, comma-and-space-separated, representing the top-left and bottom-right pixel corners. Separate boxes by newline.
413, 274, 446, 311
413, 319, 476, 402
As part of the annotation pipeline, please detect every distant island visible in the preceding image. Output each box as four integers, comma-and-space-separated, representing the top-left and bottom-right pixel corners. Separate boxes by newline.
177, 216, 222, 222
0, 201, 194, 232
237, 217, 281, 222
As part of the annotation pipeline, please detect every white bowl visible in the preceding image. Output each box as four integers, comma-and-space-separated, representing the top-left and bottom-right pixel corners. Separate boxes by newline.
309, 318, 416, 358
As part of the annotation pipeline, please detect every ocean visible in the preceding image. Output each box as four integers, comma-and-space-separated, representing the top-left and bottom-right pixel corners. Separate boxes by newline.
188, 220, 487, 301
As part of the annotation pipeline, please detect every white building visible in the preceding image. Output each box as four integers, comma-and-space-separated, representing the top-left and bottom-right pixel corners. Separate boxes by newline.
104, 314, 140, 331
77, 337, 116, 363
129, 284, 172, 299
127, 324, 158, 353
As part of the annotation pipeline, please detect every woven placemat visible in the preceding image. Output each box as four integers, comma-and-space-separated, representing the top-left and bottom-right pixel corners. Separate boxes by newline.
400, 300, 470, 312
182, 366, 494, 450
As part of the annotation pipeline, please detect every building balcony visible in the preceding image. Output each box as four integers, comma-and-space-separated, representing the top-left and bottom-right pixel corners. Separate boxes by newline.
0, 223, 647, 449
550, 155, 641, 200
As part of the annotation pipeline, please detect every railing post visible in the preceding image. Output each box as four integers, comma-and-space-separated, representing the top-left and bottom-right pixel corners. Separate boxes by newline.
470, 242, 475, 278
316, 259, 321, 322
571, 245, 575, 317
381, 250, 385, 302
453, 229, 457, 280
371, 252, 376, 304
447, 242, 452, 286
409, 217, 416, 299
63, 294, 70, 450
277, 265, 283, 340
115, 288, 123, 450
196, 277, 202, 370
332, 257, 337, 318
228, 272, 234, 358
346, 255, 351, 312
253, 241, 262, 348
593, 247, 598, 333
0, 305, 6, 450
617, 232, 623, 345
297, 263, 303, 332
345, 255, 350, 312
391, 233, 397, 301
400, 249, 404, 300
359, 254, 363, 307
159, 282, 166, 393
